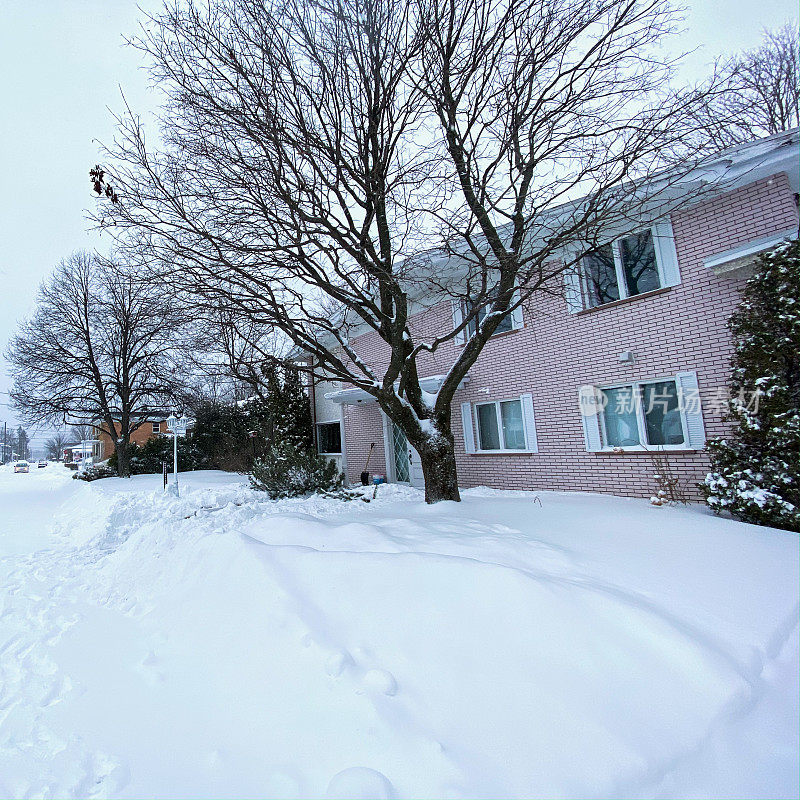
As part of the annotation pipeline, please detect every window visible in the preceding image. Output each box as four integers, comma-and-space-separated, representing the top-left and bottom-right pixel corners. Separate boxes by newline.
453, 288, 523, 343
599, 380, 686, 448
565, 221, 680, 313
464, 298, 515, 337
151, 422, 161, 434
584, 229, 661, 309
468, 396, 536, 453
317, 421, 342, 454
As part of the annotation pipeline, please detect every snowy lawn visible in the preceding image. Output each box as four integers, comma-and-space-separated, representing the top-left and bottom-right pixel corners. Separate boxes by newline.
0, 465, 797, 799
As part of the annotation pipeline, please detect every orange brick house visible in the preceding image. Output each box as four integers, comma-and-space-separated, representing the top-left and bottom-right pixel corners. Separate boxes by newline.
94, 419, 171, 461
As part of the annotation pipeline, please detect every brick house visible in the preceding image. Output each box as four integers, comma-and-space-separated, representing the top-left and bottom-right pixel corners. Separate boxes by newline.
307, 130, 799, 498
94, 418, 171, 461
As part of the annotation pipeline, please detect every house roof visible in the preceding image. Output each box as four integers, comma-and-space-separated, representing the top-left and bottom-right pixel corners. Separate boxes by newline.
293, 129, 800, 357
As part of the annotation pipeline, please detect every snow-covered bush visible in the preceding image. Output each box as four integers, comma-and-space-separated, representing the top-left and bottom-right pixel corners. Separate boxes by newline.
703, 240, 800, 532
73, 464, 116, 482
250, 443, 344, 499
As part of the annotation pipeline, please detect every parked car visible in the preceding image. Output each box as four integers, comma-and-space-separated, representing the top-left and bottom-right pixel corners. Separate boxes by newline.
14, 461, 30, 473
38, 460, 47, 468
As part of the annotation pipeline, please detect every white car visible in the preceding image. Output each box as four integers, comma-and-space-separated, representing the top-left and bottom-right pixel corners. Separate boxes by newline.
14, 461, 30, 474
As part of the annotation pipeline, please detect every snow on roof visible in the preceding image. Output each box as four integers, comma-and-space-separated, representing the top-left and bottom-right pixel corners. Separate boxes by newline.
293, 130, 800, 355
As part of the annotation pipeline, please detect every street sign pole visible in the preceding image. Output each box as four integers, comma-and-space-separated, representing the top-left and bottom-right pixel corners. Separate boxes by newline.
166, 414, 191, 498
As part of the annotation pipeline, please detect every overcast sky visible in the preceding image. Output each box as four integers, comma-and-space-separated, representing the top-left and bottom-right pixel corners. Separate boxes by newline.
0, 0, 796, 454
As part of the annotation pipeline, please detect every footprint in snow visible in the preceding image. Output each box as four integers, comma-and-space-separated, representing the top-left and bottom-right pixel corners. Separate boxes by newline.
325, 767, 394, 799
134, 650, 164, 685
40, 674, 73, 708
361, 668, 397, 696
326, 650, 354, 677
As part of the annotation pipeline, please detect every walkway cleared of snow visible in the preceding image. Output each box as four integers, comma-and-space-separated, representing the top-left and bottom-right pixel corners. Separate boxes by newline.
0, 465, 797, 798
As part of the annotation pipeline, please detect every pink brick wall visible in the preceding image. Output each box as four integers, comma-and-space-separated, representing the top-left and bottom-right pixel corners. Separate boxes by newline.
331, 173, 799, 498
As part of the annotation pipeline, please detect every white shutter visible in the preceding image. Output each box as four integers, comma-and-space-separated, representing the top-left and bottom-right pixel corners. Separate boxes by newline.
461, 402, 476, 454
676, 371, 706, 449
510, 289, 524, 330
452, 299, 465, 345
653, 219, 681, 288
579, 386, 603, 452
563, 267, 583, 313
520, 393, 538, 453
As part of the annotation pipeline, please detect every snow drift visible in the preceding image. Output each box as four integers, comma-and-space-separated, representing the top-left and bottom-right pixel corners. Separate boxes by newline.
0, 466, 797, 798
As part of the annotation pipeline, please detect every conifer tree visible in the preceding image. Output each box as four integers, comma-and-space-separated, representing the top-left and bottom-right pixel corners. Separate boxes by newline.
278, 364, 313, 451
703, 241, 800, 532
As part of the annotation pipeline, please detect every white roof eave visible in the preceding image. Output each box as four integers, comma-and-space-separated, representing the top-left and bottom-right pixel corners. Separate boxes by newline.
324, 374, 470, 405
704, 228, 798, 275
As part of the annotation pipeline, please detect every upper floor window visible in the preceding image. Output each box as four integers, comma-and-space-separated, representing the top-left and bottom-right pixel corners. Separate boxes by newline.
565, 221, 681, 313
152, 422, 161, 434
453, 289, 523, 344
463, 297, 515, 337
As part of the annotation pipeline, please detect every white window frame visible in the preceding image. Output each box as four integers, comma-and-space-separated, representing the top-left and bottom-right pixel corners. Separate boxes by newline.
471, 395, 537, 454
151, 421, 161, 434
597, 377, 689, 452
316, 419, 343, 455
569, 220, 680, 312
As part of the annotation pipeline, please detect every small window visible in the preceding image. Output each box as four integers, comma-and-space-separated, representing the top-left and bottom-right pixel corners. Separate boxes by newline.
464, 298, 515, 337
475, 399, 527, 451
583, 228, 663, 309
600, 380, 685, 448
152, 422, 161, 434
317, 421, 342, 454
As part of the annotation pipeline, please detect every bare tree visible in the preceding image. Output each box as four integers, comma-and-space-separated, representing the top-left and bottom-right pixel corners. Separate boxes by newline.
93, 0, 711, 502
44, 432, 71, 460
6, 251, 183, 477
690, 22, 799, 151
69, 424, 95, 444
177, 304, 291, 405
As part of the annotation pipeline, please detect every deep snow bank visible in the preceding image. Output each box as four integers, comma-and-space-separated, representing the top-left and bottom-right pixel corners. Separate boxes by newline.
0, 471, 797, 798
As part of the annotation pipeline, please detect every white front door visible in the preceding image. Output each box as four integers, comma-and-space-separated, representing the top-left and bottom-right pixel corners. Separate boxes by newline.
406, 440, 424, 489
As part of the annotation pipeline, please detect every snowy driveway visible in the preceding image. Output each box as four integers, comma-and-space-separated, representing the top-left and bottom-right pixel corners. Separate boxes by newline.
0, 466, 797, 798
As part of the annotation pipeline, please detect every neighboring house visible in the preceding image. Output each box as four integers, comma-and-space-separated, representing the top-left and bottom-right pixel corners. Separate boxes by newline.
94, 419, 171, 461
307, 130, 800, 499
63, 441, 103, 463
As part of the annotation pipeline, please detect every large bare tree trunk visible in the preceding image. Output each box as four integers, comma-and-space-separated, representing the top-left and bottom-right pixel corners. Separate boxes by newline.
115, 437, 131, 478
417, 435, 461, 503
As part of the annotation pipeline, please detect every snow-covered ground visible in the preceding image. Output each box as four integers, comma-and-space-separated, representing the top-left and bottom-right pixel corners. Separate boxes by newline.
0, 464, 797, 799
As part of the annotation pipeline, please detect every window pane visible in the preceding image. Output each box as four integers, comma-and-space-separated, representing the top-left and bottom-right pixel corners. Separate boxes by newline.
392, 424, 410, 482
583, 244, 619, 307
620, 230, 660, 297
641, 381, 684, 445
500, 400, 525, 449
602, 386, 641, 446
465, 299, 513, 336
477, 403, 501, 450
317, 422, 342, 453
